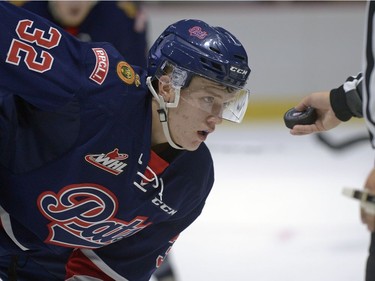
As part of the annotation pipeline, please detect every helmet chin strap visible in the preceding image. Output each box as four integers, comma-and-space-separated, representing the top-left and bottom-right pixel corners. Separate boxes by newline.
146, 77, 184, 150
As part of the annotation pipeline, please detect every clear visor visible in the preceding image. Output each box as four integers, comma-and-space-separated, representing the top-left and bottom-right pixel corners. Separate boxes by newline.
180, 85, 249, 123
153, 61, 250, 123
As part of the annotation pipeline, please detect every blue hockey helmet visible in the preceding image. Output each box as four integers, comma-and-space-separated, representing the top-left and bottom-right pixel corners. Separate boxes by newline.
146, 19, 251, 149
148, 19, 251, 90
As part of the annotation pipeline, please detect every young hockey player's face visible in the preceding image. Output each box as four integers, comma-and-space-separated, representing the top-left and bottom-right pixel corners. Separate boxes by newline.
168, 76, 235, 151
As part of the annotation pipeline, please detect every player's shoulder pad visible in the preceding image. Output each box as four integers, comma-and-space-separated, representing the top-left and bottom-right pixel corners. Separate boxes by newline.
116, 1, 138, 19
116, 1, 147, 33
8, 1, 28, 7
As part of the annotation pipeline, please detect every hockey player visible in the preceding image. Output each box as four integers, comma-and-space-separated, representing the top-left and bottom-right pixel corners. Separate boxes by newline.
17, 2, 175, 280
288, 2, 375, 280
0, 2, 251, 281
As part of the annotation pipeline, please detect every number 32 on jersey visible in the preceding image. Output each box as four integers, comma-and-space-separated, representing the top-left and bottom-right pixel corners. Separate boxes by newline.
6, 19, 61, 73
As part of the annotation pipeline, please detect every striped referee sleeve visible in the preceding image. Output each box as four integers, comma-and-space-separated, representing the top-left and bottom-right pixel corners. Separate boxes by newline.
330, 73, 363, 121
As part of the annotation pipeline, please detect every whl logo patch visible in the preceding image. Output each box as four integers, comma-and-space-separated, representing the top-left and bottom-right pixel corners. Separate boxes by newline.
85, 148, 128, 175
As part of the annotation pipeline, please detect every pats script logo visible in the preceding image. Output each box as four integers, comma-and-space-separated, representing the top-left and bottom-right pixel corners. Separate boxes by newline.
38, 184, 151, 248
188, 26, 208, 39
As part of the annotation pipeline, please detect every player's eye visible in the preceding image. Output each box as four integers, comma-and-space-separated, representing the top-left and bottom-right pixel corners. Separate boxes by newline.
202, 96, 215, 104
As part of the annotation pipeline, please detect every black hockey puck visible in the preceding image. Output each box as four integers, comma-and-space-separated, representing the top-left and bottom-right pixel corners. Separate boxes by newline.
284, 107, 317, 129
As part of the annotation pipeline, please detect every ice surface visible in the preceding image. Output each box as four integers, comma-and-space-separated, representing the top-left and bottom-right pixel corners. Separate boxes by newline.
163, 121, 373, 281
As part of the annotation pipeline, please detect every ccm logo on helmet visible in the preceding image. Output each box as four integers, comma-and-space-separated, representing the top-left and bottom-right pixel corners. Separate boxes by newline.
230, 66, 248, 76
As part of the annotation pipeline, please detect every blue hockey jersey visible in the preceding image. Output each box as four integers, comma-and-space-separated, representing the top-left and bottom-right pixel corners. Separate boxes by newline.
0, 2, 214, 280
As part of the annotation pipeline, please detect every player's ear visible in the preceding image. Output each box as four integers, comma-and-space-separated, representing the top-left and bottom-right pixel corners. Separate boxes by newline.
158, 75, 174, 102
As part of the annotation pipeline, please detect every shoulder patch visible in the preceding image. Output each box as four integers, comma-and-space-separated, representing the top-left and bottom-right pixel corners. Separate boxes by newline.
90, 48, 109, 85
117, 61, 135, 85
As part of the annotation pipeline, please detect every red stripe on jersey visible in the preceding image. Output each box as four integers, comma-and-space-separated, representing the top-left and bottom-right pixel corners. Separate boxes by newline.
65, 249, 114, 281
142, 150, 169, 183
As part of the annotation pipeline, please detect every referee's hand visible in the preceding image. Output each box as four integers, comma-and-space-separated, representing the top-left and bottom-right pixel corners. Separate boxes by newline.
289, 91, 341, 136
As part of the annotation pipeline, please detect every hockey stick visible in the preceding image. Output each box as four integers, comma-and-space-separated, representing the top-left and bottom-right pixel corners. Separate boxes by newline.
315, 132, 370, 151
342, 187, 375, 214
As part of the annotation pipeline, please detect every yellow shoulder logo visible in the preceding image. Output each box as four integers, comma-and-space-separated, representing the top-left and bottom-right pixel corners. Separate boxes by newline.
117, 61, 135, 85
